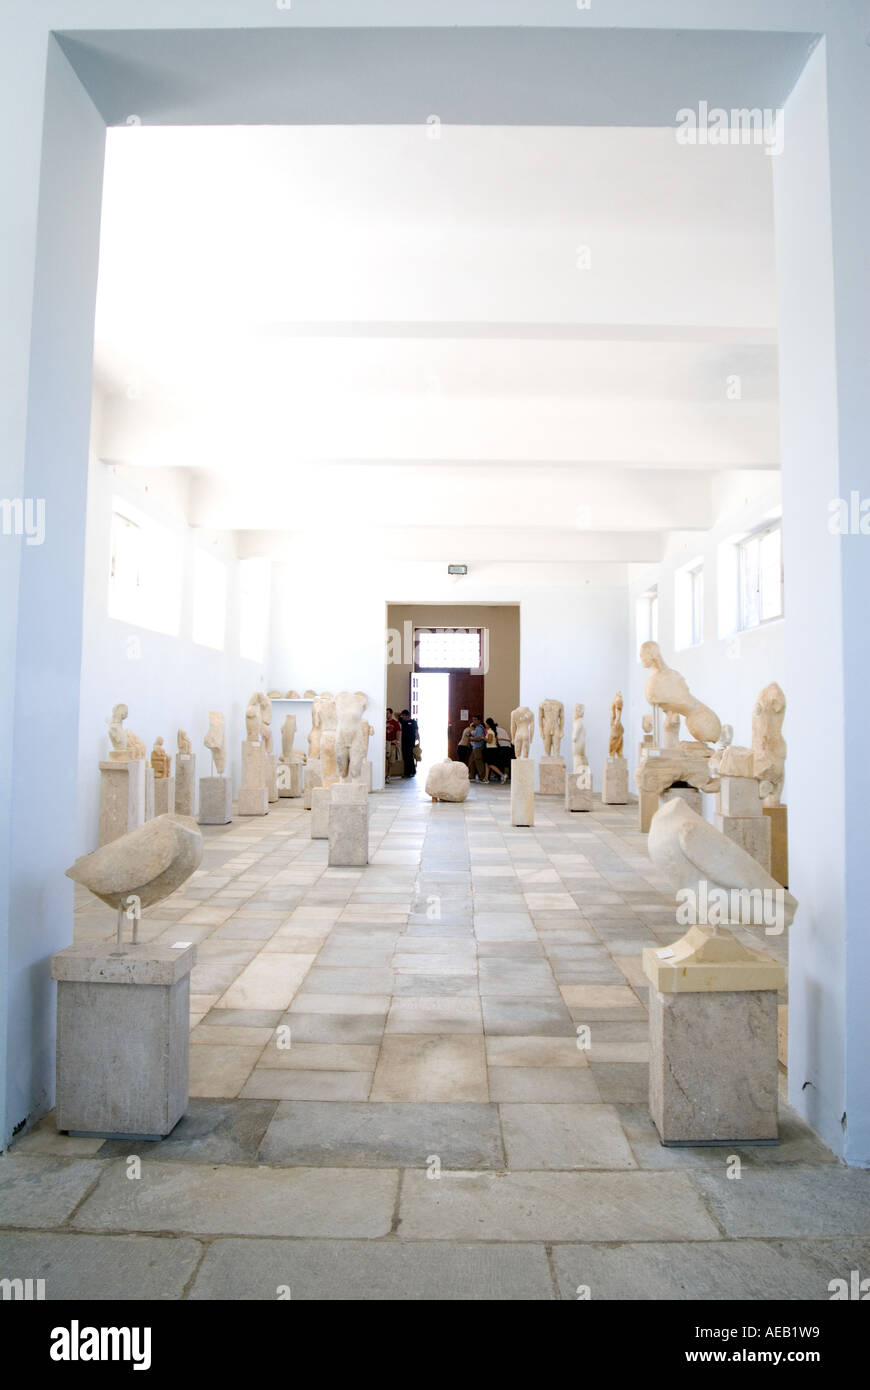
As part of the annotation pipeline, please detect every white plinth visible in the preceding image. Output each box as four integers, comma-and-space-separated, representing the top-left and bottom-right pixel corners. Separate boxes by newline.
277, 761, 304, 797
720, 775, 763, 818
328, 785, 369, 865
359, 761, 373, 792
51, 941, 196, 1139
538, 756, 566, 796
304, 757, 322, 810
144, 765, 155, 821
565, 769, 593, 812
715, 811, 772, 872
238, 786, 268, 816
311, 785, 332, 839
198, 776, 232, 825
602, 755, 629, 804
154, 776, 175, 816
267, 753, 279, 803
98, 760, 145, 847
511, 759, 535, 826
175, 754, 196, 816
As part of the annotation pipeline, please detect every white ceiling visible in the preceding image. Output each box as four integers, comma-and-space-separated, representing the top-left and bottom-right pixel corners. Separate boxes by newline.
92, 124, 779, 576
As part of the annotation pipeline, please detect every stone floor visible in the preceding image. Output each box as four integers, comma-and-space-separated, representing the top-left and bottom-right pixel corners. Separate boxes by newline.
2, 777, 868, 1300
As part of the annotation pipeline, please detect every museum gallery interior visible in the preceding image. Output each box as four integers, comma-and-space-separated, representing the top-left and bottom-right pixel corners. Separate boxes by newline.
1, 3, 868, 1308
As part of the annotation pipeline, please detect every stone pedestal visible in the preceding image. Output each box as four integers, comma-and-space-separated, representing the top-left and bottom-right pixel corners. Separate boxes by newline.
602, 755, 629, 805
144, 766, 155, 821
565, 768, 592, 812
267, 753, 279, 804
238, 786, 268, 816
538, 756, 566, 796
510, 759, 535, 827
638, 787, 658, 833
239, 741, 268, 816
311, 785, 332, 839
98, 759, 145, 847
359, 761, 373, 793
328, 783, 369, 866
175, 754, 196, 816
277, 761, 304, 798
643, 926, 784, 1144
198, 776, 232, 825
154, 776, 175, 816
303, 757, 322, 810
662, 784, 702, 815
715, 775, 770, 872
51, 941, 196, 1139
764, 805, 789, 888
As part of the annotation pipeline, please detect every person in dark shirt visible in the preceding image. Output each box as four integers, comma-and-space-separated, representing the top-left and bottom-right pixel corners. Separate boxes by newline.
399, 709, 420, 778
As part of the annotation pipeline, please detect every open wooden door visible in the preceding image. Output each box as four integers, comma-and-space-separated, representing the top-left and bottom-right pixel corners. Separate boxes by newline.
447, 672, 484, 759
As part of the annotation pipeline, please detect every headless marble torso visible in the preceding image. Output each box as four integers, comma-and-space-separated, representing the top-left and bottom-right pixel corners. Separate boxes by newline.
538, 700, 564, 758
510, 706, 535, 759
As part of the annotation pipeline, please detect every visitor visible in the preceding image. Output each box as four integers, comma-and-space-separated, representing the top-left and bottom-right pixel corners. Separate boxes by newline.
484, 718, 505, 782
495, 720, 514, 779
399, 708, 420, 778
385, 708, 402, 779
467, 714, 487, 783
456, 722, 472, 765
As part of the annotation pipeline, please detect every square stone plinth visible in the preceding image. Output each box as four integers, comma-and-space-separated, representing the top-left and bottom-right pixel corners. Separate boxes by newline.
267, 754, 279, 803
764, 805, 789, 888
98, 760, 145, 847
648, 986, 780, 1144
565, 771, 592, 812
638, 787, 658, 833
154, 776, 175, 816
720, 776, 763, 818
662, 784, 702, 815
538, 757, 566, 796
602, 756, 628, 805
359, 762, 373, 792
715, 811, 771, 872
311, 785, 331, 839
510, 759, 535, 827
238, 786, 268, 817
144, 766, 155, 821
175, 755, 196, 816
198, 776, 232, 825
51, 942, 196, 1139
328, 796, 369, 866
278, 761, 304, 798
303, 757, 322, 810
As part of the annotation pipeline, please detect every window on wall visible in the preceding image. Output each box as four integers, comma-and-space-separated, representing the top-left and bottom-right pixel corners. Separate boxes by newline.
192, 547, 227, 650
108, 498, 182, 636
415, 628, 482, 670
675, 561, 704, 648
738, 523, 783, 630
239, 556, 271, 662
636, 586, 658, 656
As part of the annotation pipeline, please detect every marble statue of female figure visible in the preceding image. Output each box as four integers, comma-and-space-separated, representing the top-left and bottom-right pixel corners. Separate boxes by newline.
572, 703, 588, 770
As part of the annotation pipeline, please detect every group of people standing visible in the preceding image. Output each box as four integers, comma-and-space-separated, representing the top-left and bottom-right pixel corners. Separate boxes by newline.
385, 707, 420, 779
457, 715, 513, 783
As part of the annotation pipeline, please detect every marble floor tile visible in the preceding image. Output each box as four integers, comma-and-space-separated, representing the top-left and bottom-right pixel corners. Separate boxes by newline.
260, 1101, 504, 1169
0, 1232, 203, 1300
218, 953, 316, 1010
385, 997, 483, 1035
371, 1035, 489, 1102
241, 1070, 373, 1101
488, 1068, 600, 1103
500, 1102, 637, 1170
188, 1044, 264, 1098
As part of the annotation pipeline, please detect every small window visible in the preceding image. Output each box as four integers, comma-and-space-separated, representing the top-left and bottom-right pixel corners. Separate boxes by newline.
416, 628, 481, 670
738, 524, 783, 630
107, 498, 182, 636
636, 586, 658, 657
675, 562, 704, 649
192, 548, 227, 651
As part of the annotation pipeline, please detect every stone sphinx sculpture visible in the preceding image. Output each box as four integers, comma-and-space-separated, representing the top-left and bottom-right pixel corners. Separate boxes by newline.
609, 692, 624, 758
335, 690, 368, 782
510, 706, 535, 759
66, 813, 203, 936
204, 711, 227, 775
177, 729, 191, 757
572, 704, 588, 770
753, 682, 787, 807
150, 737, 171, 779
640, 640, 721, 745
108, 703, 129, 761
538, 699, 564, 758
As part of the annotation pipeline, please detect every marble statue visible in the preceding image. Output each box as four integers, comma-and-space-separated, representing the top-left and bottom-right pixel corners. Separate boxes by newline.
303, 689, 317, 698
335, 690, 368, 782
126, 732, 146, 760
204, 711, 227, 775
609, 692, 624, 758
707, 723, 733, 776
661, 710, 681, 749
640, 640, 721, 745
538, 699, 564, 758
648, 798, 797, 928
245, 696, 262, 742
426, 759, 470, 803
108, 703, 129, 761
286, 690, 300, 699
150, 737, 171, 779
361, 719, 374, 759
280, 713, 297, 762
510, 706, 535, 759
309, 691, 337, 760
261, 694, 273, 755
572, 704, 588, 770
66, 813, 203, 936
753, 682, 787, 807
718, 745, 755, 778
320, 730, 340, 788
177, 729, 191, 757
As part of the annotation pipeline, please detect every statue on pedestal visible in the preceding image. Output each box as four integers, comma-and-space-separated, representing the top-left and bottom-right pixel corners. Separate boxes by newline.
753, 682, 787, 807
640, 640, 721, 745
609, 692, 624, 758
150, 737, 171, 779
572, 703, 588, 771
538, 699, 564, 758
108, 704, 129, 762
204, 711, 227, 775
177, 729, 191, 757
510, 706, 535, 759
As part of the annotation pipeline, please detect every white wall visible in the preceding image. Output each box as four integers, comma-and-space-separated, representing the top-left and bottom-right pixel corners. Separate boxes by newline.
76, 394, 268, 854
627, 472, 786, 803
